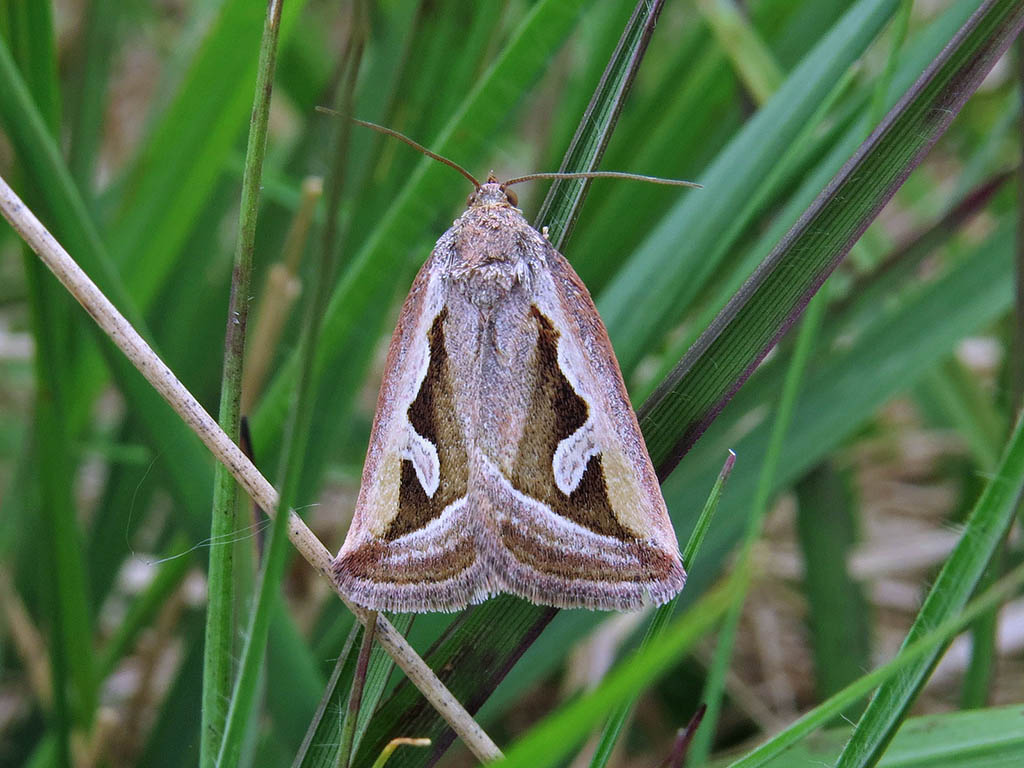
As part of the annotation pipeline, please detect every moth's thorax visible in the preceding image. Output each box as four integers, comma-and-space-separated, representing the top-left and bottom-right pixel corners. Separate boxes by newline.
442, 184, 548, 303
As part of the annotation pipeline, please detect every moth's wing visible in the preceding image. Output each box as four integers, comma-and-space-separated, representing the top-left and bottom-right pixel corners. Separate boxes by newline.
485, 246, 685, 610
332, 253, 490, 613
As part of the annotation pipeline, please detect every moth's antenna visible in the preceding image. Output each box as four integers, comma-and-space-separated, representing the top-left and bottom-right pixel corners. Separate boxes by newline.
315, 107, 481, 188
502, 171, 701, 189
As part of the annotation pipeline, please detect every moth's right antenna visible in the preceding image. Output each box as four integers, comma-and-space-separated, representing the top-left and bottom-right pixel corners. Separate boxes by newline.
503, 171, 701, 189
316, 107, 481, 188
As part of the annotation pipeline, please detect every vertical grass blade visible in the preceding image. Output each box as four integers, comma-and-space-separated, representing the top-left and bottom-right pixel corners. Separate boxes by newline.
110, 0, 308, 309
535, 0, 667, 246
66, 0, 118, 191
201, 2, 288, 765
200, 1, 287, 764
1, 10, 94, 763
795, 464, 870, 712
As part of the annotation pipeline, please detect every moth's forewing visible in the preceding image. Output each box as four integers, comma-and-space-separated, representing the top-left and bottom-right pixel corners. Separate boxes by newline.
333, 254, 492, 613
481, 247, 685, 610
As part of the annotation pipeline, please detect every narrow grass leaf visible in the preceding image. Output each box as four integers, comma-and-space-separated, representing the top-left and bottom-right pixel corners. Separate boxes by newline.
201, 2, 286, 764
110, 0, 308, 309
498, 583, 734, 768
837, 304, 1024, 765
589, 451, 735, 768
3, 12, 95, 756
641, 0, 1024, 479
66, 0, 118, 191
599, 0, 901, 374
535, 0, 668, 247
721, 704, 1024, 768
694, 0, 784, 103
725, 561, 1024, 768
795, 464, 870, 712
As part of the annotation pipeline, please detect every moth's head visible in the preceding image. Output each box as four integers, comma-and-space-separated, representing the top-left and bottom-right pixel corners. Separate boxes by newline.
466, 174, 519, 209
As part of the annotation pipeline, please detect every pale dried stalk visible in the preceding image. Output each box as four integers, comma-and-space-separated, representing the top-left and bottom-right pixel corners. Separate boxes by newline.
0, 174, 502, 764
0, 568, 52, 709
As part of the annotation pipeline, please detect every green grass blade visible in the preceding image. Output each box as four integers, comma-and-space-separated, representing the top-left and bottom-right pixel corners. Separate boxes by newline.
640, 0, 1024, 479
694, 0, 784, 103
589, 451, 735, 768
66, 0, 118, 191
110, 0, 307, 309
836, 292, 1024, 767
958, 552, 1002, 709
0, 1, 60, 127
2, 12, 95, 759
498, 583, 735, 768
208, 3, 299, 764
24, 265, 84, 767
795, 463, 870, 712
534, 0, 668, 247
725, 561, 1024, 768
0, 34, 139, 330
200, 1, 287, 764
599, 0, 900, 375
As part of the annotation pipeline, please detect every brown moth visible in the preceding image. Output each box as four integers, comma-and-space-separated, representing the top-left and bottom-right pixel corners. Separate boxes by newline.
332, 141, 688, 612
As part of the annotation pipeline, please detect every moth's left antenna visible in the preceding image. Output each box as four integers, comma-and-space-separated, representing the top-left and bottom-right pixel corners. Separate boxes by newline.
315, 107, 481, 188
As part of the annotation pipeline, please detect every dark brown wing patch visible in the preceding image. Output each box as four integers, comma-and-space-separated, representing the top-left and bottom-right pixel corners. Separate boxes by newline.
510, 307, 632, 540
386, 308, 469, 540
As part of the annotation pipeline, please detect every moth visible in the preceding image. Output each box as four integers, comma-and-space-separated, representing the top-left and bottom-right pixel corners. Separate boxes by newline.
333, 124, 694, 613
